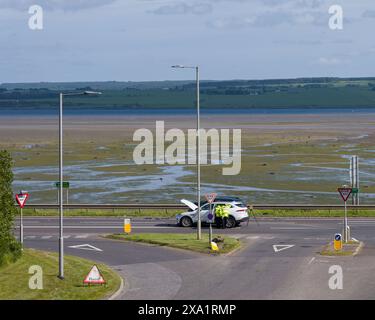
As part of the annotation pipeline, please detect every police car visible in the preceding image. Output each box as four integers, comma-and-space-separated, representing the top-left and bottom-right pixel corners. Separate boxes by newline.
176, 196, 249, 228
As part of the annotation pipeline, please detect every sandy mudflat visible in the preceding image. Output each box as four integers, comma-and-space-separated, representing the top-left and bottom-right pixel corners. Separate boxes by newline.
1, 112, 375, 144
1, 111, 375, 203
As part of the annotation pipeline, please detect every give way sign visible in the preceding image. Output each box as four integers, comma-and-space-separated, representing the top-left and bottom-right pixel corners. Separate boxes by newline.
338, 187, 352, 202
15, 193, 29, 208
205, 193, 217, 204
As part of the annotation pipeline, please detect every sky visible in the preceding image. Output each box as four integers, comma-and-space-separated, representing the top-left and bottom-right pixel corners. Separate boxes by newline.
0, 0, 374, 83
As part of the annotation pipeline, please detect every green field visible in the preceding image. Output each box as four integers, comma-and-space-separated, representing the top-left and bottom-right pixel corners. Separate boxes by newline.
107, 233, 241, 254
1, 77, 375, 108
0, 249, 121, 300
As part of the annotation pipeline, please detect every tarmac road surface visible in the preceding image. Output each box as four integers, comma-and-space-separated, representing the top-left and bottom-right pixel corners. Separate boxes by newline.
15, 216, 375, 299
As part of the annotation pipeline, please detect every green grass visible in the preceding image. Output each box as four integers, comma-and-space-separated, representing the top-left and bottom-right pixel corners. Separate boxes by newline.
0, 249, 121, 300
107, 233, 241, 254
21, 208, 180, 217
319, 241, 361, 256
19, 208, 375, 218
254, 209, 375, 217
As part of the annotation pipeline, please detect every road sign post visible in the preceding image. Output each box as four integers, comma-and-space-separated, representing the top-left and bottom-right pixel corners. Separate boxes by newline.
55, 182, 70, 206
338, 187, 352, 243
205, 193, 217, 245
15, 191, 29, 248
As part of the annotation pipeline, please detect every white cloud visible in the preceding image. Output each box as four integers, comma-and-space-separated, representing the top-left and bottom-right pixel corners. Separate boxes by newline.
318, 57, 343, 65
150, 2, 213, 15
0, 0, 117, 11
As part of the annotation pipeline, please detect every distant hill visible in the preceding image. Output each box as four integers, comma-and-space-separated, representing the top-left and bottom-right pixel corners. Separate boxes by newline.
1, 77, 375, 109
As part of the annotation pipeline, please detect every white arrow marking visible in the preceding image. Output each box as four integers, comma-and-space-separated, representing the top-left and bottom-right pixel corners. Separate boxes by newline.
273, 244, 295, 253
68, 244, 103, 252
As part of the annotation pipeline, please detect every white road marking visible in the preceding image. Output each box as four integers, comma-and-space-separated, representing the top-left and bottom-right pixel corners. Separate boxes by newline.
270, 227, 319, 230
308, 257, 316, 265
68, 244, 103, 252
75, 234, 89, 238
273, 244, 295, 253
41, 236, 52, 239
24, 236, 36, 239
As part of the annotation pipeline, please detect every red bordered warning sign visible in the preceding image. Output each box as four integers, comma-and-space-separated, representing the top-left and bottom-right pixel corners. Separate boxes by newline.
83, 265, 106, 285
338, 187, 352, 202
15, 193, 29, 208
205, 193, 217, 204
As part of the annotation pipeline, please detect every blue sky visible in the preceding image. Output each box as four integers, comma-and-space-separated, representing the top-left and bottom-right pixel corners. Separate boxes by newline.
0, 0, 374, 82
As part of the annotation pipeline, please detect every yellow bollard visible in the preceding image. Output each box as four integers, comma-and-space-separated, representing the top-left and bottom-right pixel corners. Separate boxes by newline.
334, 233, 342, 251
124, 218, 131, 234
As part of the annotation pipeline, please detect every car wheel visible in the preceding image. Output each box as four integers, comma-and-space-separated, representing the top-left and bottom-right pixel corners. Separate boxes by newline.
180, 216, 193, 227
226, 216, 237, 228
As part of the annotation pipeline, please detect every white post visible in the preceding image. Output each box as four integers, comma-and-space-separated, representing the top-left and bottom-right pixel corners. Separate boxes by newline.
196, 66, 201, 240
20, 207, 23, 248
59, 93, 64, 280
344, 200, 348, 242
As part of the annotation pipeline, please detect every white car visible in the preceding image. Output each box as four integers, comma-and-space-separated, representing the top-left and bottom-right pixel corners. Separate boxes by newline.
176, 197, 249, 228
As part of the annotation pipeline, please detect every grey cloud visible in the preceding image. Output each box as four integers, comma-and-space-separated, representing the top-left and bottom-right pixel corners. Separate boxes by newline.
362, 10, 375, 18
0, 0, 117, 11
207, 10, 327, 29
149, 2, 213, 15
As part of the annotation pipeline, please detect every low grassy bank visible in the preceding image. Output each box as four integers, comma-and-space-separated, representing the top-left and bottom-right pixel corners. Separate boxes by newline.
0, 249, 121, 300
20, 208, 179, 217
254, 209, 375, 218
20, 208, 375, 218
107, 233, 241, 254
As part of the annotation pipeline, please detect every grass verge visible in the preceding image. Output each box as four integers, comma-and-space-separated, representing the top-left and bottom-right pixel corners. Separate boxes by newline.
20, 208, 375, 218
107, 233, 241, 254
319, 241, 362, 256
0, 249, 121, 300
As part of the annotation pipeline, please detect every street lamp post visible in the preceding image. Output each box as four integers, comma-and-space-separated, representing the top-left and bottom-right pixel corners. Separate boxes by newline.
172, 65, 201, 240
58, 91, 101, 279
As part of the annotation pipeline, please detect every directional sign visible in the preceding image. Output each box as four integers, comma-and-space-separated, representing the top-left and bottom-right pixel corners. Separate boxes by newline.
55, 182, 70, 189
273, 244, 295, 253
334, 233, 342, 251
68, 244, 103, 252
83, 265, 106, 285
15, 192, 29, 208
338, 187, 352, 202
205, 193, 217, 204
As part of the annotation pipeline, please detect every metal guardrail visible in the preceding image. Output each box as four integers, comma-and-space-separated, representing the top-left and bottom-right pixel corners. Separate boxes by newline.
22, 204, 375, 210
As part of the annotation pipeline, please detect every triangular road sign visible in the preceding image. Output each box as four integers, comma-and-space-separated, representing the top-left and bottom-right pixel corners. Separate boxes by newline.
338, 187, 352, 202
83, 265, 106, 285
68, 244, 103, 252
15, 193, 29, 208
205, 193, 217, 204
273, 244, 295, 253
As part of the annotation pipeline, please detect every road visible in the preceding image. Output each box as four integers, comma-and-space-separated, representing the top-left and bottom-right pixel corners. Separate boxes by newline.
15, 216, 375, 299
